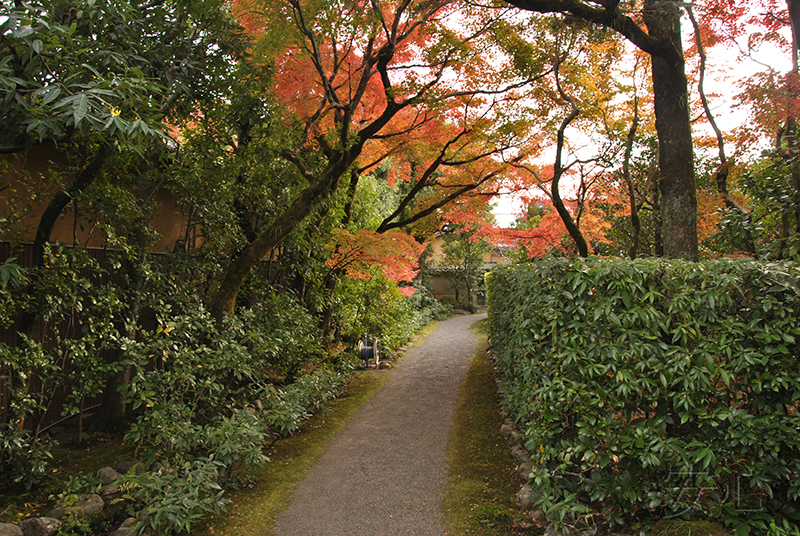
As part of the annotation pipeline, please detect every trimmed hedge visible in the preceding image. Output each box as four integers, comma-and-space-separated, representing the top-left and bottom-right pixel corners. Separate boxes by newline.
486, 258, 800, 534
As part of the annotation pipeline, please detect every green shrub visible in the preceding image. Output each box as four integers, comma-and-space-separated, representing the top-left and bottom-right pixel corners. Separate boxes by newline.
332, 272, 428, 351
0, 423, 54, 490
487, 257, 800, 534
260, 363, 352, 438
121, 457, 231, 535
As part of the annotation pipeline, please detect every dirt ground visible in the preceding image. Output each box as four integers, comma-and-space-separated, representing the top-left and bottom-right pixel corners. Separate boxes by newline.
274, 313, 487, 535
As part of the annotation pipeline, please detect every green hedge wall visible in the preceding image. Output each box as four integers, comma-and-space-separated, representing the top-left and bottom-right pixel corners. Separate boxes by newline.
486, 258, 800, 534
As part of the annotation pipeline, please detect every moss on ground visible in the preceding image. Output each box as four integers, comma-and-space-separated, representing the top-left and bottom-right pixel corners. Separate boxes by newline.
443, 319, 544, 535
651, 520, 728, 536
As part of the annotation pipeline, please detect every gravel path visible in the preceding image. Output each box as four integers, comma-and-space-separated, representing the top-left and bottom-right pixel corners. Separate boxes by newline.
274, 313, 487, 536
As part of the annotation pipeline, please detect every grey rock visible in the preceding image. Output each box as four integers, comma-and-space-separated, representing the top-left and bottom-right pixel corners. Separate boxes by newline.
518, 461, 533, 480
511, 444, 531, 464
253, 399, 264, 411
0, 523, 23, 536
510, 429, 522, 443
115, 460, 145, 475
18, 518, 61, 536
500, 422, 514, 439
516, 484, 534, 510
120, 518, 138, 529
98, 466, 123, 485
42, 508, 63, 521
101, 483, 119, 497
75, 494, 104, 516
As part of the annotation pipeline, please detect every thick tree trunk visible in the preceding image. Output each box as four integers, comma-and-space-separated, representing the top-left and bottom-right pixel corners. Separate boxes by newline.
211, 166, 348, 325
644, 0, 698, 261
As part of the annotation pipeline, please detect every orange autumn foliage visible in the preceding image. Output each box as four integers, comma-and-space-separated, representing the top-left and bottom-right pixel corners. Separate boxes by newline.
325, 229, 426, 292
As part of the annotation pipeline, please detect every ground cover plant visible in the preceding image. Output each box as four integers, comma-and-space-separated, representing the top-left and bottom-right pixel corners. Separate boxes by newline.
487, 257, 800, 535
444, 320, 544, 535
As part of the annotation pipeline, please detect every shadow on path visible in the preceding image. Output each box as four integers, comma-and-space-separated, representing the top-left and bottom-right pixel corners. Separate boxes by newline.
274, 313, 487, 535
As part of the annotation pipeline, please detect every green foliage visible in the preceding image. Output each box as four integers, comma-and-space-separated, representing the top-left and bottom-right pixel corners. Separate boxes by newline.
439, 226, 492, 312
117, 291, 353, 523
260, 364, 353, 438
0, 423, 54, 490
238, 293, 326, 383
0, 0, 245, 149
487, 258, 800, 533
330, 270, 432, 351
0, 245, 126, 439
121, 457, 231, 535
710, 154, 800, 261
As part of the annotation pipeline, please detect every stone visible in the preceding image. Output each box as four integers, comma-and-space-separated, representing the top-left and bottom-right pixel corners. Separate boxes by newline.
75, 494, 104, 516
510, 429, 522, 443
499, 422, 514, 439
511, 444, 531, 464
101, 483, 120, 497
0, 523, 23, 536
18, 518, 61, 536
516, 484, 534, 510
98, 466, 123, 485
518, 461, 533, 480
42, 508, 64, 521
114, 460, 145, 475
107, 528, 134, 536
120, 518, 138, 529
253, 399, 264, 411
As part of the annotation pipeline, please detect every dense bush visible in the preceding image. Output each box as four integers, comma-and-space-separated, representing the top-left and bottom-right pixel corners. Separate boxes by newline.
118, 298, 354, 533
330, 271, 443, 351
487, 257, 800, 535
0, 239, 438, 532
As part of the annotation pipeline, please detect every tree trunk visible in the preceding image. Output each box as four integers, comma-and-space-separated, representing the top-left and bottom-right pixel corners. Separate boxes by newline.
211, 165, 348, 325
644, 0, 698, 261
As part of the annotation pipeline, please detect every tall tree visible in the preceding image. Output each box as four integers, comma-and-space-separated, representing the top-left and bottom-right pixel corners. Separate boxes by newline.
211, 0, 550, 323
503, 0, 699, 260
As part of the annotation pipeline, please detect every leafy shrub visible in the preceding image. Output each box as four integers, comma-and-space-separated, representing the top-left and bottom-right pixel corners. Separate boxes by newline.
487, 257, 800, 534
0, 256, 28, 329
260, 363, 352, 438
0, 423, 54, 490
121, 457, 231, 535
119, 296, 355, 529
332, 272, 425, 351
237, 292, 326, 383
409, 286, 452, 323
0, 245, 128, 442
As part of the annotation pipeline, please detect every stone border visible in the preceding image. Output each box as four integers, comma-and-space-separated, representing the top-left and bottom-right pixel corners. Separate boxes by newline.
1, 461, 146, 536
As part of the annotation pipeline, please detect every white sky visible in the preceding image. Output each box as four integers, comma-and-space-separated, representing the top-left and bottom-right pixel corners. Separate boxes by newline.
491, 13, 794, 229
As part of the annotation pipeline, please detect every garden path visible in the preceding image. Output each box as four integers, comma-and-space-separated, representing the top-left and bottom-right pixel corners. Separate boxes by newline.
273, 312, 487, 535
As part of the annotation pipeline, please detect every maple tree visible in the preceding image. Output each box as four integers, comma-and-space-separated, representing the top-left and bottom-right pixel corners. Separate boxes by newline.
502, 0, 699, 260
324, 229, 426, 294
210, 0, 560, 322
